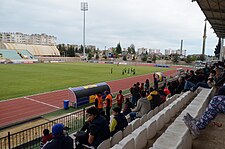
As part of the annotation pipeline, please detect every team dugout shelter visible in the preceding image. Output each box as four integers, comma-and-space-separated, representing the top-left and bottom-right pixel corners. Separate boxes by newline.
68, 82, 111, 108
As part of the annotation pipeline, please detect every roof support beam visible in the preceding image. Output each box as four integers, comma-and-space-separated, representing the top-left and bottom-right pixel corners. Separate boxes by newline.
202, 8, 225, 13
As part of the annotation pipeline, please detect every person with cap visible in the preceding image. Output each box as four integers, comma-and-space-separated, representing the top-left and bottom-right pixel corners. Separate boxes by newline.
42, 123, 73, 149
110, 106, 128, 136
104, 90, 112, 121
80, 106, 110, 149
183, 85, 225, 137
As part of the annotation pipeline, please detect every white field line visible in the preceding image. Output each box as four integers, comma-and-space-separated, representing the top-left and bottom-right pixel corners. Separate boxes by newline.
23, 97, 61, 109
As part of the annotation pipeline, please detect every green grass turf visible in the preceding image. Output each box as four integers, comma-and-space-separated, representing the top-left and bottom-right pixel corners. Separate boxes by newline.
0, 62, 171, 101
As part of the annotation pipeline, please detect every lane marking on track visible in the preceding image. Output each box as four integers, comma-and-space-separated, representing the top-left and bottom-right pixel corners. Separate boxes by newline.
24, 97, 61, 109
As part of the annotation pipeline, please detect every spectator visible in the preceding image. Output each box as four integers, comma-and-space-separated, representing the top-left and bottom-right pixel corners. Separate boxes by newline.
85, 107, 110, 148
173, 76, 185, 94
123, 97, 133, 116
95, 92, 103, 112
40, 129, 53, 148
147, 87, 162, 109
140, 83, 144, 92
183, 86, 225, 137
42, 123, 73, 149
153, 73, 159, 90
116, 90, 124, 109
129, 91, 151, 121
189, 70, 216, 92
110, 107, 128, 136
104, 91, 113, 122
130, 83, 140, 107
145, 79, 150, 92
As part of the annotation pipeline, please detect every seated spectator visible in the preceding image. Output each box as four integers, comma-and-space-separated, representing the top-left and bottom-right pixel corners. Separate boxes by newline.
158, 86, 166, 103
42, 123, 73, 149
76, 106, 110, 149
123, 97, 133, 116
189, 70, 216, 92
174, 76, 185, 94
147, 87, 162, 109
116, 90, 124, 110
129, 91, 151, 121
183, 86, 225, 137
40, 129, 53, 148
110, 106, 128, 136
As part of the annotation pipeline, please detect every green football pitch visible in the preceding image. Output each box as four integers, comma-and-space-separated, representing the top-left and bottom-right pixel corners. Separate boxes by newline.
0, 62, 171, 101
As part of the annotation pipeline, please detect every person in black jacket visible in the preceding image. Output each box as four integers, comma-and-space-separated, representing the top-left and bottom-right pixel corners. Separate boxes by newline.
86, 107, 110, 148
42, 123, 73, 149
110, 106, 128, 136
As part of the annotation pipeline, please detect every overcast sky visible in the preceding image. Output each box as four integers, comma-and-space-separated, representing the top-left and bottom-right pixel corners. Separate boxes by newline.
0, 0, 219, 55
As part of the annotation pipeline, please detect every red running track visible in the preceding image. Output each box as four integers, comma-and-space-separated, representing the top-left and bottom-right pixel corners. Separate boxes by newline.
0, 66, 187, 128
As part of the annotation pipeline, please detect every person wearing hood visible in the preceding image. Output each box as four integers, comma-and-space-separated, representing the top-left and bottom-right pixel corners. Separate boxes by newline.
147, 87, 162, 109
129, 91, 151, 121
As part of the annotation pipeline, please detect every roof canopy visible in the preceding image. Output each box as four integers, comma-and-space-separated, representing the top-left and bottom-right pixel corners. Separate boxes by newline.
195, 0, 225, 38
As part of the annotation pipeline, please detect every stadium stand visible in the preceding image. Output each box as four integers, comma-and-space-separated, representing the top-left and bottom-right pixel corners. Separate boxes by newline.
18, 50, 34, 59
0, 49, 22, 60
0, 42, 60, 56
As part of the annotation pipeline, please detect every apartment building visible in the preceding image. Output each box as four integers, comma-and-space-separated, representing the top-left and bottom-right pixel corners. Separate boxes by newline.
0, 32, 57, 46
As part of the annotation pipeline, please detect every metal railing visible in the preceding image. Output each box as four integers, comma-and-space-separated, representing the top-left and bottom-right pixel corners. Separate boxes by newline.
0, 108, 86, 149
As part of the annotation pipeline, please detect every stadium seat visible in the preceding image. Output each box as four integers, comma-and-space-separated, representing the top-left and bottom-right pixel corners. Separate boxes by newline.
123, 124, 132, 138
130, 118, 141, 131
131, 126, 147, 149
142, 119, 157, 140
97, 138, 110, 149
110, 130, 123, 147
119, 135, 135, 149
147, 110, 154, 119
140, 114, 148, 125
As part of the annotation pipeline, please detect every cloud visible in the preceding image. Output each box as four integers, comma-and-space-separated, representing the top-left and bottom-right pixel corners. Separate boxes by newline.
0, 0, 219, 55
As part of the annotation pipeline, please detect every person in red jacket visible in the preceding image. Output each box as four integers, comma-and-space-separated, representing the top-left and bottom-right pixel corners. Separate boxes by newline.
40, 129, 53, 148
116, 90, 124, 109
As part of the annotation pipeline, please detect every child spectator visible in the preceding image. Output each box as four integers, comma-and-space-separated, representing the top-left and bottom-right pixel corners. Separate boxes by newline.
40, 129, 53, 148
110, 107, 128, 136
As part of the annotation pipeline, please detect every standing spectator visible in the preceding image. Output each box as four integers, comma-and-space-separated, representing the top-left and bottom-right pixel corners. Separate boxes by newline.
153, 73, 159, 90
145, 79, 150, 92
140, 83, 145, 92
129, 91, 151, 121
42, 123, 73, 149
40, 129, 53, 148
95, 92, 103, 112
104, 91, 113, 122
110, 107, 128, 136
116, 90, 124, 109
123, 97, 133, 116
130, 83, 140, 107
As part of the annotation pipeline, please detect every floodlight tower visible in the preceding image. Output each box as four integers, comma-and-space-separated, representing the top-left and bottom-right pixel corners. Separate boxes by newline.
81, 2, 88, 57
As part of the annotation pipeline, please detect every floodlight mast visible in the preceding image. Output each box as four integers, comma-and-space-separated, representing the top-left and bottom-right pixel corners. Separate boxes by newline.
81, 2, 88, 58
